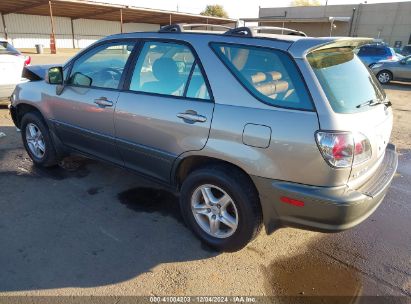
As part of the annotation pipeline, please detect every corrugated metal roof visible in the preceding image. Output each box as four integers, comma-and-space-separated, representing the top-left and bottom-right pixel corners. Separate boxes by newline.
0, 0, 236, 25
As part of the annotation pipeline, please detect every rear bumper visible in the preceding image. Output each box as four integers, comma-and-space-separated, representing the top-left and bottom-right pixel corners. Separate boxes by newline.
253, 144, 398, 234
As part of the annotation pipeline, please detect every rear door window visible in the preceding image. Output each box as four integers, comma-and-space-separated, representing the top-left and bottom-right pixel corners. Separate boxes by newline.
211, 43, 313, 111
129, 41, 211, 100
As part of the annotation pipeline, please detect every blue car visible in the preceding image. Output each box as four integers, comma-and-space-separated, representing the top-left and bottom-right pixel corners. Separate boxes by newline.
357, 44, 397, 67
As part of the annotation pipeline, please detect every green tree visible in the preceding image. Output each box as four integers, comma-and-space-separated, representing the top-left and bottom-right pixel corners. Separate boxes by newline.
291, 0, 321, 6
200, 4, 229, 18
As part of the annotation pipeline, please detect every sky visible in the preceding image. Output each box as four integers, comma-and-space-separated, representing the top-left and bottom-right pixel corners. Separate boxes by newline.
88, 0, 411, 19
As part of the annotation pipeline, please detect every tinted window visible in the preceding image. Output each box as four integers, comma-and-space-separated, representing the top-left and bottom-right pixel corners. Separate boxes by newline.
307, 47, 386, 114
211, 43, 313, 110
0, 41, 20, 55
358, 47, 372, 55
375, 48, 387, 55
186, 64, 210, 100
68, 42, 135, 89
129, 41, 210, 100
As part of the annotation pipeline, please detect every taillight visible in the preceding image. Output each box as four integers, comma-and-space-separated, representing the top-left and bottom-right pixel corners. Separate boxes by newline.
387, 56, 394, 60
316, 132, 372, 168
24, 55, 31, 66
353, 132, 372, 166
15, 54, 31, 66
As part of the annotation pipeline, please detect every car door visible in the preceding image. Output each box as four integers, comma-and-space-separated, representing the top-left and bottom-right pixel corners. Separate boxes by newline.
396, 56, 411, 79
50, 41, 136, 164
115, 40, 214, 182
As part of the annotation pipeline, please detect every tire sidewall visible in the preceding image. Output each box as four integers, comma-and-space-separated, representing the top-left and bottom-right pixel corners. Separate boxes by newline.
21, 112, 56, 166
180, 168, 259, 251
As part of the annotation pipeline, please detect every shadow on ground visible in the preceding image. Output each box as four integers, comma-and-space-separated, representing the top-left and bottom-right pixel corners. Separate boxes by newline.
383, 81, 411, 91
0, 125, 217, 292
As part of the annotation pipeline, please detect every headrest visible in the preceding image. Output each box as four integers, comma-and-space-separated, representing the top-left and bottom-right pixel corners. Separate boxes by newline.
255, 80, 289, 97
251, 71, 282, 84
152, 58, 179, 82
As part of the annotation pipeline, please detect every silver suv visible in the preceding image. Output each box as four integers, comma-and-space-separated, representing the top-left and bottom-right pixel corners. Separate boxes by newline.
9, 25, 398, 251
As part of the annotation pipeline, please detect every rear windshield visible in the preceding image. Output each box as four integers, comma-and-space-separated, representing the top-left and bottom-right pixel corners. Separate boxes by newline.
0, 41, 20, 55
307, 47, 386, 114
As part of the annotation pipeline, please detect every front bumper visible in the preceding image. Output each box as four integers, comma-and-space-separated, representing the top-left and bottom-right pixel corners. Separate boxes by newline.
253, 144, 398, 234
9, 104, 19, 128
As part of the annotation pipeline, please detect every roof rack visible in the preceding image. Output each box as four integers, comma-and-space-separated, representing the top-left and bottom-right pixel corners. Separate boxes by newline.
225, 26, 307, 37
158, 23, 307, 38
159, 23, 233, 33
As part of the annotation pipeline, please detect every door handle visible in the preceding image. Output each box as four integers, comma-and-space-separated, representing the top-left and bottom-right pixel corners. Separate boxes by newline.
94, 97, 113, 107
177, 111, 207, 123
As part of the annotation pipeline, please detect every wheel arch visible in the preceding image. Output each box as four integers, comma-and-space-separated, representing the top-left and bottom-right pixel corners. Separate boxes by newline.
14, 103, 46, 129
173, 155, 259, 195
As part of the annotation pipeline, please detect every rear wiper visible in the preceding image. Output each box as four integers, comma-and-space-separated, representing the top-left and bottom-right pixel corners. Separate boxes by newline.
356, 99, 392, 109
356, 99, 381, 108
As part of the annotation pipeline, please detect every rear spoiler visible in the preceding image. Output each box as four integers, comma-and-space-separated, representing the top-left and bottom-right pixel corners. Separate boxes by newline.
288, 37, 374, 58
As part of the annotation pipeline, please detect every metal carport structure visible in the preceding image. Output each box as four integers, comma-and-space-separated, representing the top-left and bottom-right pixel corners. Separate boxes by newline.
0, 0, 236, 51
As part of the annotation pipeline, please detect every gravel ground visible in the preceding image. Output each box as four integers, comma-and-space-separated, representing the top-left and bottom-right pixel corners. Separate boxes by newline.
0, 54, 410, 299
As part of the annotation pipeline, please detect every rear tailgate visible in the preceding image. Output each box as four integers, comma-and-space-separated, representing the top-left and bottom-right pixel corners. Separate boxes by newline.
0, 54, 25, 85
300, 38, 393, 188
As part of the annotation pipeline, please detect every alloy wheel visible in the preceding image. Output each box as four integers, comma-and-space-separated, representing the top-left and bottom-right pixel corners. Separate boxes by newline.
25, 123, 46, 159
191, 184, 239, 239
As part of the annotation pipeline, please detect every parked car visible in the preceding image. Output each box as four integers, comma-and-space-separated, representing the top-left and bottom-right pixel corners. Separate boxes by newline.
372, 55, 411, 84
9, 26, 398, 251
401, 45, 411, 56
356, 44, 398, 66
0, 40, 30, 101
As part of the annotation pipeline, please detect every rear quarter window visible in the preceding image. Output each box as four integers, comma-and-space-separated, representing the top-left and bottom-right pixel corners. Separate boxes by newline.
210, 43, 313, 111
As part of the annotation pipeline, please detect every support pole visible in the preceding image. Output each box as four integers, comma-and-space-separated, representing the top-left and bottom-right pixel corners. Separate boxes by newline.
169, 14, 171, 25
120, 9, 123, 33
49, 0, 57, 54
1, 13, 8, 40
70, 18, 75, 49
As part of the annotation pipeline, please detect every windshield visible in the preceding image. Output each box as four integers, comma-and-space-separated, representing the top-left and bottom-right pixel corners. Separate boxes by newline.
0, 41, 20, 55
307, 47, 386, 113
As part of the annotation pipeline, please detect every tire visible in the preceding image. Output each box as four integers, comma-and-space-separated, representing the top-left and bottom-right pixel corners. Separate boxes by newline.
21, 111, 59, 167
180, 165, 262, 252
377, 70, 392, 84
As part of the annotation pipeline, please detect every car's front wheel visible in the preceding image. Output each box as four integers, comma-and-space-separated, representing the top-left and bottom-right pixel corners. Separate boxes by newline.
21, 112, 59, 167
180, 165, 262, 252
377, 70, 392, 84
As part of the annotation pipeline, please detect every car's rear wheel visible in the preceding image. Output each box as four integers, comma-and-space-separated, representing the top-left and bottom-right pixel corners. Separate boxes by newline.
377, 70, 392, 84
180, 165, 262, 252
21, 112, 59, 167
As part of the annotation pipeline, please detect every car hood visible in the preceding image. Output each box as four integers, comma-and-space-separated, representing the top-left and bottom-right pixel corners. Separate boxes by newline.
22, 64, 55, 80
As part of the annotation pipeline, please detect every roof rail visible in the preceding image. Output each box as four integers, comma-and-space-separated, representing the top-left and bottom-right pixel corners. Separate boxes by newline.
159, 23, 233, 33
224, 26, 307, 37
158, 23, 307, 38
158, 24, 183, 33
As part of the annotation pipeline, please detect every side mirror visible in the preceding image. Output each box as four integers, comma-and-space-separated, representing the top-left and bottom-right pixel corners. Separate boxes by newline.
46, 66, 63, 85
71, 72, 92, 87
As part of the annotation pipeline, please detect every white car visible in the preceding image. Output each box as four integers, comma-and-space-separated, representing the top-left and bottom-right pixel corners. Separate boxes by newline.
0, 40, 30, 101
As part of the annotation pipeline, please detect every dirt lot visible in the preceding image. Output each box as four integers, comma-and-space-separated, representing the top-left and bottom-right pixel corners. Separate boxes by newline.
0, 53, 410, 299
